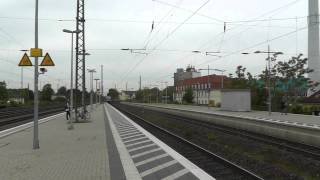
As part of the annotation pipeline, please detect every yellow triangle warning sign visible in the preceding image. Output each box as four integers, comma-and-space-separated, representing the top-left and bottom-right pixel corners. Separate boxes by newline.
18, 53, 33, 66
40, 53, 55, 66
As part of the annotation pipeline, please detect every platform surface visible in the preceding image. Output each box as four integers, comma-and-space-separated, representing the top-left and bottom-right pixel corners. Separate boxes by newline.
0, 104, 216, 180
0, 105, 109, 180
126, 103, 320, 128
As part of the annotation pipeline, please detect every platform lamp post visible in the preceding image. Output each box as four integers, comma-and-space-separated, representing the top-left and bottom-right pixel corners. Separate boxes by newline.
159, 82, 168, 104
94, 78, 100, 105
199, 66, 219, 108
19, 50, 29, 105
254, 46, 283, 115
192, 50, 221, 108
212, 69, 226, 89
87, 69, 96, 110
63, 29, 81, 130
243, 46, 283, 115
33, 0, 40, 149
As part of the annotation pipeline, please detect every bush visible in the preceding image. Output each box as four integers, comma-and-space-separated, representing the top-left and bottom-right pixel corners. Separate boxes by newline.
302, 105, 312, 115
289, 104, 303, 114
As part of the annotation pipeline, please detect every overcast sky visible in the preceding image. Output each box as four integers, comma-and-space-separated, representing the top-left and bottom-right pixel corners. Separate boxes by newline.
0, 0, 310, 93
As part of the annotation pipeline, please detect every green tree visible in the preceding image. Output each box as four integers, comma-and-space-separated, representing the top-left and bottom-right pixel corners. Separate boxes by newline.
183, 88, 194, 104
41, 84, 54, 101
0, 81, 8, 101
107, 88, 119, 100
275, 54, 318, 101
57, 86, 67, 96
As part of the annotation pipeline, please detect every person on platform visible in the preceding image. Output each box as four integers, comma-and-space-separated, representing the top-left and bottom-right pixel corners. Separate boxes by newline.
65, 101, 71, 120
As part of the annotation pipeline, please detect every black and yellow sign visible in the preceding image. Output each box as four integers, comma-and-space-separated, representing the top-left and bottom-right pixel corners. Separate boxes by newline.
40, 53, 55, 66
30, 48, 43, 57
18, 53, 33, 66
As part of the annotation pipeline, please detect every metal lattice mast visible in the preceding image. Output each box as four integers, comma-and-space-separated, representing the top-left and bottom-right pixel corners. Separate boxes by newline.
75, 0, 86, 121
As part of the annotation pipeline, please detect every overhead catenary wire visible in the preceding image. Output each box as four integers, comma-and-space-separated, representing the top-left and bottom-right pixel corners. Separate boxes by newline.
150, 23, 308, 83
118, 0, 211, 87
198, 25, 308, 68
143, 0, 184, 49
143, 0, 305, 82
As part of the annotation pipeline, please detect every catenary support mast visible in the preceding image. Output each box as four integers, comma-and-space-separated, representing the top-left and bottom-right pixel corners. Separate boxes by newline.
75, 0, 86, 120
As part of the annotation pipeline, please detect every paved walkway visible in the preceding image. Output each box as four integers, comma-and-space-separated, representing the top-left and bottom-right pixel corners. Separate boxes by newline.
129, 103, 320, 128
0, 105, 109, 180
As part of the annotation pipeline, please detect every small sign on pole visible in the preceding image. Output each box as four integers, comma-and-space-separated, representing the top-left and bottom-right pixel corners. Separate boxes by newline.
30, 48, 43, 57
18, 53, 33, 66
40, 53, 55, 66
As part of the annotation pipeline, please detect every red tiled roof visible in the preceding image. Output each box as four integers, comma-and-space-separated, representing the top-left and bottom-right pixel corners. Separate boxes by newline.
176, 75, 229, 90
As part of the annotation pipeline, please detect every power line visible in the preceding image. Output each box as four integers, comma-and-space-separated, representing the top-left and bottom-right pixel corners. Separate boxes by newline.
153, 0, 223, 23
143, 0, 184, 49
118, 0, 211, 87
198, 25, 308, 67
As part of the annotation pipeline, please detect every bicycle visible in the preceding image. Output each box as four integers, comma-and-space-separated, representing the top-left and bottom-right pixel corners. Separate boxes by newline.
77, 109, 91, 121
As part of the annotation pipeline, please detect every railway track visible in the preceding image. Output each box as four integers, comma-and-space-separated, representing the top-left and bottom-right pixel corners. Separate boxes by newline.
0, 106, 64, 129
112, 103, 263, 180
122, 103, 320, 161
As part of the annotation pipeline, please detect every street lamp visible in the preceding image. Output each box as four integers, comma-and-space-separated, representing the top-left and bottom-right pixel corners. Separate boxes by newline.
121, 48, 148, 55
254, 45, 283, 115
94, 78, 100, 105
213, 69, 226, 89
62, 29, 81, 130
87, 69, 96, 110
205, 51, 222, 57
199, 65, 224, 108
158, 81, 169, 104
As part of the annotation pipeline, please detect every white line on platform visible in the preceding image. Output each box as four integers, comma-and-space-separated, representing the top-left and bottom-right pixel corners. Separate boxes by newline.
104, 104, 142, 180
131, 147, 162, 158
135, 154, 170, 167
161, 168, 190, 180
123, 136, 148, 143
128, 143, 157, 153
122, 134, 146, 141
140, 160, 178, 177
126, 140, 153, 148
0, 112, 64, 139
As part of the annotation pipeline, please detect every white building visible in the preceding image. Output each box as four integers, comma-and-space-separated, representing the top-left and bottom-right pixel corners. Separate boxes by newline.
174, 74, 228, 106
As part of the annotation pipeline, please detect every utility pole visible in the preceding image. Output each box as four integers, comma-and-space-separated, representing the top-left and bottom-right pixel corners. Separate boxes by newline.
139, 75, 142, 90
33, 0, 40, 149
255, 46, 283, 115
199, 66, 215, 108
94, 78, 100, 104
63, 29, 81, 129
75, 0, 87, 121
87, 69, 96, 110
308, 0, 320, 95
101, 65, 103, 104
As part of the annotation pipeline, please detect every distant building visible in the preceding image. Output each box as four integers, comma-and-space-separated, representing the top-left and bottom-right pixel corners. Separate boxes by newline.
174, 75, 229, 105
7, 89, 27, 104
120, 91, 136, 101
174, 65, 201, 86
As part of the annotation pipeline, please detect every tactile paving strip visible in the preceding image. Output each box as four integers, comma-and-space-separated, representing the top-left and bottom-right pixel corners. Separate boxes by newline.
105, 104, 215, 180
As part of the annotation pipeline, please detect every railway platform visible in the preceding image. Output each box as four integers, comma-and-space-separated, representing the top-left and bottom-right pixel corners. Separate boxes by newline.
0, 104, 215, 180
0, 105, 109, 180
128, 103, 320, 128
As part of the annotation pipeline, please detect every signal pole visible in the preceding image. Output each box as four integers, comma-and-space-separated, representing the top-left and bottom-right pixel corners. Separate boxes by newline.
33, 0, 40, 149
87, 69, 96, 110
100, 65, 103, 103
